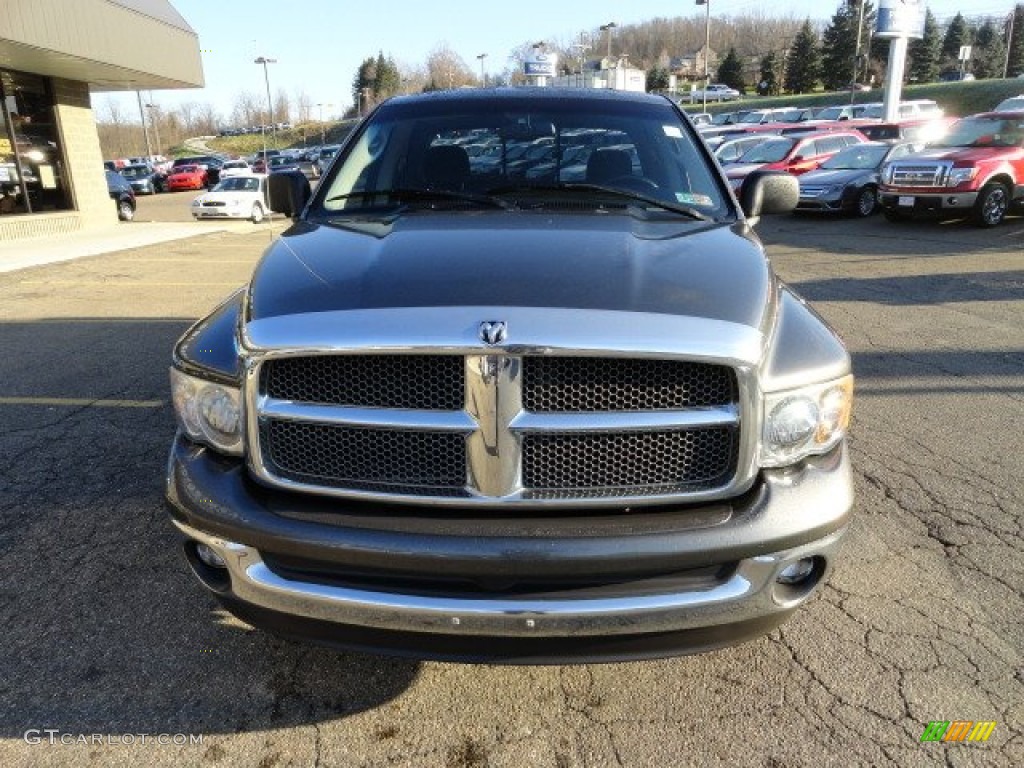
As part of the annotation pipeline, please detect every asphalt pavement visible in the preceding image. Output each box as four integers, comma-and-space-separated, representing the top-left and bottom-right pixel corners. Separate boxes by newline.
0, 206, 1020, 767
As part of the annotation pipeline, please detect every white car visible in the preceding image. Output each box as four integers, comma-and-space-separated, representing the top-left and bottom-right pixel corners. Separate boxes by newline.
191, 174, 271, 223
690, 84, 741, 103
219, 160, 252, 178
993, 95, 1024, 112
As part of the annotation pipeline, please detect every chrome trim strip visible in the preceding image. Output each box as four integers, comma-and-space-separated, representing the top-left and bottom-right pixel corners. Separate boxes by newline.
465, 354, 523, 498
259, 398, 475, 432
511, 406, 738, 433
241, 307, 765, 366
173, 520, 846, 638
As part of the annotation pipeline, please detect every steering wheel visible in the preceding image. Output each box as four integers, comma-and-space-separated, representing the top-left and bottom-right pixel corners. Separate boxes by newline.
606, 175, 660, 194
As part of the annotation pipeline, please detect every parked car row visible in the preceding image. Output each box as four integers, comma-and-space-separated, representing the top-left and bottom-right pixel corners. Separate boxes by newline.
710, 101, 1024, 227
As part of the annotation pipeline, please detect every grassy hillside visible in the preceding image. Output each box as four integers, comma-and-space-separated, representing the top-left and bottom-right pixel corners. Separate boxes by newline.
204, 120, 358, 157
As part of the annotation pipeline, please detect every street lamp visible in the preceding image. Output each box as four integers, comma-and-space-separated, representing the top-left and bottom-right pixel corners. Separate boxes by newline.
477, 53, 488, 87
316, 102, 332, 144
696, 1, 710, 112
254, 56, 277, 151
599, 22, 617, 61
850, 0, 866, 104
144, 102, 161, 156
135, 90, 152, 157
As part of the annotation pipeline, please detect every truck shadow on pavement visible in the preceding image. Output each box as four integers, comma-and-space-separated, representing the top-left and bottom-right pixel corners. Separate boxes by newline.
0, 318, 419, 735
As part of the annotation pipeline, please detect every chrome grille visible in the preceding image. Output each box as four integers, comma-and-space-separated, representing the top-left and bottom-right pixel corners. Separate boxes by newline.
253, 349, 745, 506
263, 420, 467, 492
263, 355, 463, 409
522, 428, 737, 492
890, 164, 946, 187
523, 357, 735, 412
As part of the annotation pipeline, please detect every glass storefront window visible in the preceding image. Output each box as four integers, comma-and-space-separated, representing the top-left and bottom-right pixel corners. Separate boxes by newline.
0, 69, 71, 215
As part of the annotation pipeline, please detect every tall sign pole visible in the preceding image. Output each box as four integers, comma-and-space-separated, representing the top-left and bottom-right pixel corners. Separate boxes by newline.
876, 0, 925, 122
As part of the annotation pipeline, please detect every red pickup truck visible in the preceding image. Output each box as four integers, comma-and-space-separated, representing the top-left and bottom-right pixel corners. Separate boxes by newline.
879, 111, 1024, 226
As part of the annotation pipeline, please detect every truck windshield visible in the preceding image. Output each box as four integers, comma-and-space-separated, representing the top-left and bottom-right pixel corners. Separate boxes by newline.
930, 117, 1024, 148
314, 94, 729, 219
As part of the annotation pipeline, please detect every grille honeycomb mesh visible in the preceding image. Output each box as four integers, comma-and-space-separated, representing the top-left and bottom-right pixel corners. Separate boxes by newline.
522, 428, 736, 491
263, 355, 464, 410
265, 420, 466, 492
522, 357, 736, 412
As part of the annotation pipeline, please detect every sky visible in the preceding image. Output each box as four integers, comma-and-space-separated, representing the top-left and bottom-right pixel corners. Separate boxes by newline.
101, 1, 1012, 123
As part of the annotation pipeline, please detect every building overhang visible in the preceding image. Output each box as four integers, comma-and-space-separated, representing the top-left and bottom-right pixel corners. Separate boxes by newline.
0, 0, 203, 91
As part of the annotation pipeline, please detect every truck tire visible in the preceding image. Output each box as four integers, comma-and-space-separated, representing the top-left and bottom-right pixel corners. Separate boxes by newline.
250, 203, 264, 223
971, 182, 1009, 227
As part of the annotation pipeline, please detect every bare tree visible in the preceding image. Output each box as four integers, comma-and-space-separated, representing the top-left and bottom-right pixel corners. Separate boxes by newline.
274, 88, 291, 125
233, 90, 261, 129
425, 44, 476, 89
294, 89, 313, 124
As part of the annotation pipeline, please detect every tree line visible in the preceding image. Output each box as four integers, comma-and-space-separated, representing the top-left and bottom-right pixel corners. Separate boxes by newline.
97, 3, 1024, 158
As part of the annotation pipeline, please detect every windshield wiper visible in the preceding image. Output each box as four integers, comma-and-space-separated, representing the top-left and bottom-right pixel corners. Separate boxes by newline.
486, 183, 711, 221
325, 188, 514, 210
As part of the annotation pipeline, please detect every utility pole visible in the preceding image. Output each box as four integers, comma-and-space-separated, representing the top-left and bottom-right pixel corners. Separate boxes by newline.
696, 1, 711, 112
316, 102, 332, 144
135, 90, 152, 157
477, 53, 488, 87
850, 0, 866, 104
144, 103, 161, 155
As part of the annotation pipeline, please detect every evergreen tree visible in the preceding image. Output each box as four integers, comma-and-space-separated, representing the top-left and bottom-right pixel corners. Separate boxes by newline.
1008, 4, 1024, 77
940, 13, 973, 72
352, 57, 376, 108
646, 67, 670, 92
973, 20, 1005, 79
716, 48, 745, 92
758, 53, 780, 96
784, 20, 821, 94
373, 52, 402, 99
909, 9, 941, 83
820, 4, 858, 92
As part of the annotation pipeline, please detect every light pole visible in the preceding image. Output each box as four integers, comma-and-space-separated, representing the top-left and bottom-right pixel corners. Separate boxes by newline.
599, 22, 617, 62
144, 102, 161, 156
316, 102, 332, 144
850, 0, 866, 104
477, 53, 488, 87
571, 32, 591, 88
135, 90, 153, 157
254, 56, 277, 150
696, 1, 710, 112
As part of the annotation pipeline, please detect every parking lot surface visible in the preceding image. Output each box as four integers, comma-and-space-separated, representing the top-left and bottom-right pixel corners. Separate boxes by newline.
0, 210, 1020, 767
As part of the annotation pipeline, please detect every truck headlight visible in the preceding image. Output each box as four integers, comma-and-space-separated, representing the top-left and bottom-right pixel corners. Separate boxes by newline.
170, 367, 243, 455
761, 375, 853, 467
946, 167, 978, 186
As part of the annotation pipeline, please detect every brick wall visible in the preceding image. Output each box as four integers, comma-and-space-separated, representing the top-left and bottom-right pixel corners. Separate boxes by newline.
52, 78, 115, 230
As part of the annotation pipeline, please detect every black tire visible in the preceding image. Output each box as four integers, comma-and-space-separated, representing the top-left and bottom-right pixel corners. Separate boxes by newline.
118, 200, 135, 221
883, 208, 907, 223
971, 182, 1009, 227
854, 185, 877, 217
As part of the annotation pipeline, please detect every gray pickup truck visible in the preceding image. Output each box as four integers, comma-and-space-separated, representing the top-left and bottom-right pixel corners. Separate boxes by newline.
166, 88, 853, 663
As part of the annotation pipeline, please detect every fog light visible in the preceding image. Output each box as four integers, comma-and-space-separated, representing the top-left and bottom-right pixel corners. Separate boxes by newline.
196, 542, 226, 569
777, 557, 816, 585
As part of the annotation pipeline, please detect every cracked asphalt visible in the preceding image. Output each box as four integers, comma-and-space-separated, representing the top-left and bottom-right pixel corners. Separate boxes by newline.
0, 200, 1020, 767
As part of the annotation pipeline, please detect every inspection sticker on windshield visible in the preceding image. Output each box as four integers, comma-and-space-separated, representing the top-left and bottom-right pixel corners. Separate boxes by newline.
676, 192, 713, 206
663, 125, 684, 138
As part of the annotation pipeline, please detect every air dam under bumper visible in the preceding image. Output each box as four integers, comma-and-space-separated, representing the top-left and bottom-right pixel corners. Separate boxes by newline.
166, 435, 853, 663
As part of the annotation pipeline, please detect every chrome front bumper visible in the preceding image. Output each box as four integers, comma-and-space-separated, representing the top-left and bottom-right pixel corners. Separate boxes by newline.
172, 521, 845, 640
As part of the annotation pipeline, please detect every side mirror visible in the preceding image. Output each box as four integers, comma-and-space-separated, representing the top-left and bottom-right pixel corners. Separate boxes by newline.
739, 170, 798, 224
268, 171, 310, 219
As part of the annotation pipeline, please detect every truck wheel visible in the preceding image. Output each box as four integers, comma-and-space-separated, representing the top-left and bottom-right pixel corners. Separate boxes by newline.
971, 183, 1009, 227
854, 186, 877, 217
250, 203, 264, 223
118, 201, 135, 221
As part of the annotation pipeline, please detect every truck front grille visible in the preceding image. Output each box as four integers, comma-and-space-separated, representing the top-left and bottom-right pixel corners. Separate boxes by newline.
889, 164, 946, 187
254, 353, 744, 505
263, 420, 467, 493
264, 355, 464, 410
522, 428, 737, 492
522, 357, 736, 411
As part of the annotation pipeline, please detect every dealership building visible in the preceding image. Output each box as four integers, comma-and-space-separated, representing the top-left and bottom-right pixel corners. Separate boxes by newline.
0, 0, 202, 241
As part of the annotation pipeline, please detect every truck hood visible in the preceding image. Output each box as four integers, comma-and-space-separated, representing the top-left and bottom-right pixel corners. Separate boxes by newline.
246, 211, 772, 330
901, 146, 1021, 163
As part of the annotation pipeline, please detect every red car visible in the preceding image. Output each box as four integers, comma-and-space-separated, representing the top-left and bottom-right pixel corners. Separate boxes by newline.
723, 129, 868, 192
166, 164, 208, 191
